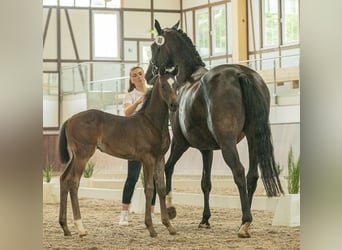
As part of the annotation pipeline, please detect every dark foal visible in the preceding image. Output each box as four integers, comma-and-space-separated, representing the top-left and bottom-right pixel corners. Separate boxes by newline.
58, 68, 178, 238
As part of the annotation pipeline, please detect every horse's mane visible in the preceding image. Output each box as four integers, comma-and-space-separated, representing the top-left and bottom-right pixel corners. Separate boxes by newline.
166, 28, 205, 68
136, 87, 153, 114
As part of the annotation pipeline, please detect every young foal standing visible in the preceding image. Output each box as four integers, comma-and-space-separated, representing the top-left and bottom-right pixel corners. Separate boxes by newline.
58, 69, 178, 238
146, 20, 283, 238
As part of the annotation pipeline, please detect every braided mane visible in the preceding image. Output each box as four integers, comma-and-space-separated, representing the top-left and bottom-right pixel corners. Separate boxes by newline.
165, 28, 206, 68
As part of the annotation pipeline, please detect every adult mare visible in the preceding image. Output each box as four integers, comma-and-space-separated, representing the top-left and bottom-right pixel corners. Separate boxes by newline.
58, 68, 178, 238
145, 20, 284, 238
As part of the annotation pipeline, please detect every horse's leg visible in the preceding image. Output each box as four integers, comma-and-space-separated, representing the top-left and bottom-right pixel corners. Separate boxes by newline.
155, 157, 177, 235
164, 139, 189, 219
59, 160, 73, 236
68, 156, 89, 237
246, 137, 259, 207
142, 159, 157, 237
221, 142, 252, 238
198, 150, 213, 229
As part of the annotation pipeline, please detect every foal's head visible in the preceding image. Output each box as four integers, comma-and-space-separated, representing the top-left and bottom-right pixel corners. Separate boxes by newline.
151, 66, 178, 112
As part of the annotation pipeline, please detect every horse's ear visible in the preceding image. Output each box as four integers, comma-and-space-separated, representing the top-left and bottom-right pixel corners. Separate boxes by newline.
155, 19, 162, 35
172, 20, 180, 30
170, 65, 178, 76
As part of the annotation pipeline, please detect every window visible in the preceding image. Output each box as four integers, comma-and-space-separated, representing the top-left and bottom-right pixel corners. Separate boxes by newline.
283, 0, 299, 44
93, 12, 120, 59
212, 5, 226, 56
195, 9, 210, 57
263, 0, 279, 47
43, 73, 59, 128
262, 0, 299, 48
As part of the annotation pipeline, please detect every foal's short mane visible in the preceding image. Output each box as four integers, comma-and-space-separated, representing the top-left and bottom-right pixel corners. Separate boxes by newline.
136, 88, 153, 114
166, 28, 205, 68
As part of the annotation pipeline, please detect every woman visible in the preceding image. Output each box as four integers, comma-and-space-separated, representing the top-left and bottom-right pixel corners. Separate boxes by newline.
119, 66, 158, 226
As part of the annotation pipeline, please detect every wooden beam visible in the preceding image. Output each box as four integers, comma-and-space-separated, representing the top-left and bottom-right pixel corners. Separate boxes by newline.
231, 0, 248, 63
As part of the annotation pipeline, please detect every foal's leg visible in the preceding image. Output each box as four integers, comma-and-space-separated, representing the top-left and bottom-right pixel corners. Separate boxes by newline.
59, 160, 73, 236
221, 142, 252, 238
154, 157, 176, 235
198, 150, 213, 228
164, 139, 189, 219
69, 156, 89, 237
142, 160, 157, 237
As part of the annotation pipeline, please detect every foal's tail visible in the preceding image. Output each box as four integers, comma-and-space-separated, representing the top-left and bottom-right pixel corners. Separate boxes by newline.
59, 120, 70, 164
239, 74, 284, 197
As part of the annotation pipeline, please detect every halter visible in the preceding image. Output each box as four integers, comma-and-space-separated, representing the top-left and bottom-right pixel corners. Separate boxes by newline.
149, 35, 165, 75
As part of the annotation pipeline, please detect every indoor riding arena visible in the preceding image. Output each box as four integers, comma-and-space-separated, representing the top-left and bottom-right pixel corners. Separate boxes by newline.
42, 0, 300, 249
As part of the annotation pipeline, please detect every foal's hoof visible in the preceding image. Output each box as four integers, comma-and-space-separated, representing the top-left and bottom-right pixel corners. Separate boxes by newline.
167, 206, 177, 220
79, 231, 87, 238
237, 222, 251, 238
149, 230, 158, 238
198, 222, 211, 229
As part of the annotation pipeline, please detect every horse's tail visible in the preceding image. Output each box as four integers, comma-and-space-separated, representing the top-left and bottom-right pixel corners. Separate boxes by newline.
59, 120, 70, 164
239, 73, 284, 197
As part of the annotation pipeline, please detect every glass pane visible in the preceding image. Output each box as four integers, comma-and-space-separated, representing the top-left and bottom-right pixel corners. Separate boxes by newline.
43, 73, 59, 128
75, 0, 89, 7
106, 0, 121, 8
195, 9, 209, 57
263, 0, 279, 47
283, 0, 299, 44
91, 0, 105, 7
212, 5, 226, 55
60, 0, 74, 7
93, 13, 119, 58
140, 42, 151, 64
43, 0, 57, 6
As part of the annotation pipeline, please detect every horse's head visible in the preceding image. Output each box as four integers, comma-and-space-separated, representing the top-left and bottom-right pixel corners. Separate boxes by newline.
154, 66, 179, 112
145, 19, 180, 82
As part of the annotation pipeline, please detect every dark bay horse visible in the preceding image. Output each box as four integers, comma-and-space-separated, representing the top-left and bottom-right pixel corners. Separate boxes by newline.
145, 20, 284, 238
58, 68, 178, 238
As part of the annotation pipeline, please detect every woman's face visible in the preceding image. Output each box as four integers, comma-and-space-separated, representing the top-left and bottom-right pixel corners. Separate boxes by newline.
130, 68, 145, 87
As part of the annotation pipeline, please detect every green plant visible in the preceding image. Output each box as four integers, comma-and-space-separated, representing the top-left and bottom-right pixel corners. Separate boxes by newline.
275, 162, 284, 177
287, 146, 300, 194
83, 160, 95, 178
43, 161, 53, 183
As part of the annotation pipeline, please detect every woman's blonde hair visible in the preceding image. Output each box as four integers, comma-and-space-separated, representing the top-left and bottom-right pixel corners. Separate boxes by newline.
127, 66, 144, 92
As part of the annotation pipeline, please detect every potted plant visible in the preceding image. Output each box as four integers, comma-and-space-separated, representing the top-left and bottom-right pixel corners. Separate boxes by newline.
43, 161, 59, 203
272, 145, 300, 227
81, 160, 96, 187
287, 146, 300, 194
83, 160, 96, 178
43, 161, 53, 183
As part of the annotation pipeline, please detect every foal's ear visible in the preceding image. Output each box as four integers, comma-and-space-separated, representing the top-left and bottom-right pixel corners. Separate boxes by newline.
158, 65, 167, 76
155, 19, 162, 35
172, 20, 180, 30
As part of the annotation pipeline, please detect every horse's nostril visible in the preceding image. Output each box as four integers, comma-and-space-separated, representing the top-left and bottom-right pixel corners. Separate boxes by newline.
170, 103, 178, 112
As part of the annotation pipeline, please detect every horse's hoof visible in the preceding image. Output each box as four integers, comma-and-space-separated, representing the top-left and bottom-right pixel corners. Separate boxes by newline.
237, 222, 251, 238
167, 226, 177, 235
63, 231, 72, 236
167, 206, 177, 220
198, 222, 211, 229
